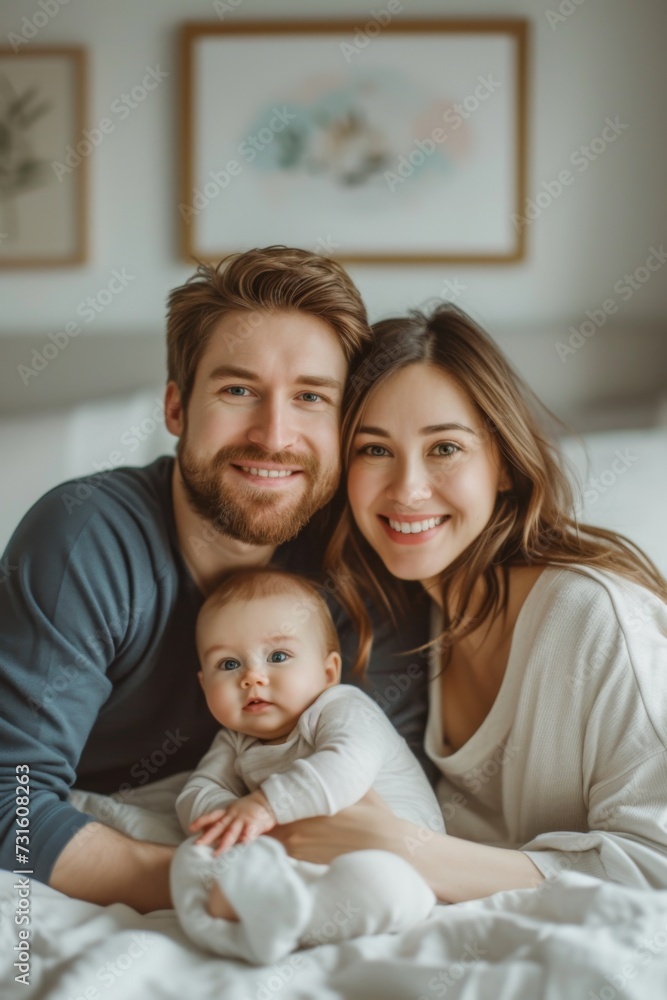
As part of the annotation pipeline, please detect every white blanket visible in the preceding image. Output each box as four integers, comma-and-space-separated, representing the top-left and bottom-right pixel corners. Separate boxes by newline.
2, 778, 667, 999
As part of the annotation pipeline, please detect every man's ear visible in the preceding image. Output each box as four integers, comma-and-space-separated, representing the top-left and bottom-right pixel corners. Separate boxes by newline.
324, 651, 342, 687
165, 381, 184, 438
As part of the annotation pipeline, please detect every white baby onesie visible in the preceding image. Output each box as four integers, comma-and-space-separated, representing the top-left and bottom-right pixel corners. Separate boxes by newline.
171, 685, 443, 964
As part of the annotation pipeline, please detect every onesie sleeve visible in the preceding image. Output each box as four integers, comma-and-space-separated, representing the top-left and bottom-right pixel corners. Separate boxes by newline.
261, 688, 400, 824
175, 730, 248, 833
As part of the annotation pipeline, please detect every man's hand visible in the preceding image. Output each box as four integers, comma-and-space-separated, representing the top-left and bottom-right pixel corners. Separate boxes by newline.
190, 790, 276, 855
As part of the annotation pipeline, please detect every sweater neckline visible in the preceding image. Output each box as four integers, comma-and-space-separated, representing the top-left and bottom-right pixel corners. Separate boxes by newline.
425, 566, 563, 772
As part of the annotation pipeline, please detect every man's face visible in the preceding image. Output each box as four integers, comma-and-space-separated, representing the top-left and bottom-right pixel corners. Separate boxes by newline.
167, 310, 347, 546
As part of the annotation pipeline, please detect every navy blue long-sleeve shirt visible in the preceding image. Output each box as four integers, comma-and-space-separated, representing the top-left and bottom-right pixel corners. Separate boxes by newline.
0, 457, 432, 883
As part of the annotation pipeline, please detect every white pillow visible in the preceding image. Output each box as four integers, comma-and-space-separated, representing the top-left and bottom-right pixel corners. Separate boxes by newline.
561, 427, 667, 576
0, 389, 174, 554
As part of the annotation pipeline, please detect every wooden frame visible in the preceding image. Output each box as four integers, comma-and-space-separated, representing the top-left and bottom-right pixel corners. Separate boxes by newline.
180, 20, 528, 265
0, 46, 86, 267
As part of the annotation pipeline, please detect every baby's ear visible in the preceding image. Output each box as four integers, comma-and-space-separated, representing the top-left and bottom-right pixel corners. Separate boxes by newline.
324, 651, 342, 687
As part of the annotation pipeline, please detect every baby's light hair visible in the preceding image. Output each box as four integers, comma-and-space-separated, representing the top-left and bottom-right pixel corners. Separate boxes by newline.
198, 567, 340, 656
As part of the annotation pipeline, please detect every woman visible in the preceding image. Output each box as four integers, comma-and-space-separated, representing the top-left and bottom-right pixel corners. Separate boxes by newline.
273, 303, 667, 903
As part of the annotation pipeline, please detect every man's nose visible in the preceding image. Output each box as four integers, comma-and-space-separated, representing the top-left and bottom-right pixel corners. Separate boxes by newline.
246, 397, 298, 453
384, 458, 433, 508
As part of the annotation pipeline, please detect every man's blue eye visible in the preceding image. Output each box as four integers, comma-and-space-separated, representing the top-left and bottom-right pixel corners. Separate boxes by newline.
269, 651, 289, 663
227, 386, 248, 396
221, 658, 241, 671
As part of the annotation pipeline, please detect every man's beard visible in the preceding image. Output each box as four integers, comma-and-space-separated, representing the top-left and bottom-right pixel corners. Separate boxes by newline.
176, 435, 338, 546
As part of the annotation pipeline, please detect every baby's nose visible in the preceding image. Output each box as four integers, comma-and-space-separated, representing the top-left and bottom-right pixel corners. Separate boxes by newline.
240, 663, 269, 686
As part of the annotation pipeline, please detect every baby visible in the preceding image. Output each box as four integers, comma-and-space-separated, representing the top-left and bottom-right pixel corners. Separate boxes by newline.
170, 567, 444, 965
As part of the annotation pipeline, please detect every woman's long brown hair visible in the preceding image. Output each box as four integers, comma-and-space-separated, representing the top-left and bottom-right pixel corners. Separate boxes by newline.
325, 304, 667, 675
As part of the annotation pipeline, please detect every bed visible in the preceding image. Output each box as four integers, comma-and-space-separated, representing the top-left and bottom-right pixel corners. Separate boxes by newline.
1, 375, 667, 999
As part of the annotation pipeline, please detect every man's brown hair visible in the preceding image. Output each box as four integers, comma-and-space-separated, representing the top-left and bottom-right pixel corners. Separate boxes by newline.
166, 246, 371, 409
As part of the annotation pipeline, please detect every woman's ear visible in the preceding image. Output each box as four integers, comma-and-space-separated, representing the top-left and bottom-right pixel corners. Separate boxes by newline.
498, 468, 512, 493
197, 670, 204, 689
496, 451, 512, 494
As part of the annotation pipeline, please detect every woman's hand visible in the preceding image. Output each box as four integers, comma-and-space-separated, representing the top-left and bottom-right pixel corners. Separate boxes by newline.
267, 789, 415, 865
268, 790, 544, 903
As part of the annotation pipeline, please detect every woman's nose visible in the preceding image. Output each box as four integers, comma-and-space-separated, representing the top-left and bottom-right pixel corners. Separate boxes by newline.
384, 459, 433, 509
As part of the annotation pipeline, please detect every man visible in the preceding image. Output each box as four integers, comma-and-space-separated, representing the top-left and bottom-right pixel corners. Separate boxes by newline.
0, 247, 431, 913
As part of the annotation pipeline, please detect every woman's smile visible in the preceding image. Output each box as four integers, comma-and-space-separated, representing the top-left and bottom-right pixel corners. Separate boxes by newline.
378, 513, 451, 545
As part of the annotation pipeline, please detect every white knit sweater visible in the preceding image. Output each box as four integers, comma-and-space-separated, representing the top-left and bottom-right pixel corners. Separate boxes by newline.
425, 565, 667, 887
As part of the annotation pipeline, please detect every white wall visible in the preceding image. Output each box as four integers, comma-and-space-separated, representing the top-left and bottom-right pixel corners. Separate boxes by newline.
1, 0, 666, 420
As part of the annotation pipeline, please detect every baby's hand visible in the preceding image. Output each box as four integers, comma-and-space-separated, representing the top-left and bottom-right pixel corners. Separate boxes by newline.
190, 790, 276, 855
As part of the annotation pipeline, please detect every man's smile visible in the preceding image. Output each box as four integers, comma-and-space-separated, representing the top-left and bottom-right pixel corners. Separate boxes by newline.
231, 463, 304, 488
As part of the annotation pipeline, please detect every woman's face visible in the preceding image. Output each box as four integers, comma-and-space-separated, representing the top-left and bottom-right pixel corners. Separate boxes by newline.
347, 363, 508, 589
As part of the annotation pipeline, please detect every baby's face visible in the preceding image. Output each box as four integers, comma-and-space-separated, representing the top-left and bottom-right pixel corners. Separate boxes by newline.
197, 594, 341, 742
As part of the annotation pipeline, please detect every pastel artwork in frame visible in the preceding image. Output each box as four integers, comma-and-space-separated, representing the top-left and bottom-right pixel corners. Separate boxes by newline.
180, 20, 528, 265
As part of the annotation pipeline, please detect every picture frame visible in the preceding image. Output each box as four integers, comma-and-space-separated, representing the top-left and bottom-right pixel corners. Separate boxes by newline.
0, 47, 86, 267
180, 20, 528, 265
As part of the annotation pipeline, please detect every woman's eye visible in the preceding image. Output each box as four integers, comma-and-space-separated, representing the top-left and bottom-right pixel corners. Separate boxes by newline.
360, 444, 390, 457
433, 443, 461, 457
269, 650, 289, 663
299, 392, 322, 403
219, 658, 241, 671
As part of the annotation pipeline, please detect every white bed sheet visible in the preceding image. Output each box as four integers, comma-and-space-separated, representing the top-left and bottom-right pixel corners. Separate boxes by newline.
2, 779, 667, 1000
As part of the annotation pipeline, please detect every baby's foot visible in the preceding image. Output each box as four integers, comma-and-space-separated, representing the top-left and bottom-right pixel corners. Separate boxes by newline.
207, 881, 239, 921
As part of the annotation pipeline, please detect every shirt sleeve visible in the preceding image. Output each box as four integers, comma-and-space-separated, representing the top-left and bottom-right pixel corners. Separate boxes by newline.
175, 730, 248, 832
522, 749, 667, 887
261, 689, 399, 823
521, 580, 667, 888
0, 486, 150, 884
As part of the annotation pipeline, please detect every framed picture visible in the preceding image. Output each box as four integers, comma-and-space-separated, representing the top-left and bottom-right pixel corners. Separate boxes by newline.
180, 20, 528, 264
0, 47, 86, 267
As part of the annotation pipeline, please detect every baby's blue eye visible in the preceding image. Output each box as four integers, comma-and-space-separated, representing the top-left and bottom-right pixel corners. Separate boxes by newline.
220, 658, 241, 671
269, 650, 289, 663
